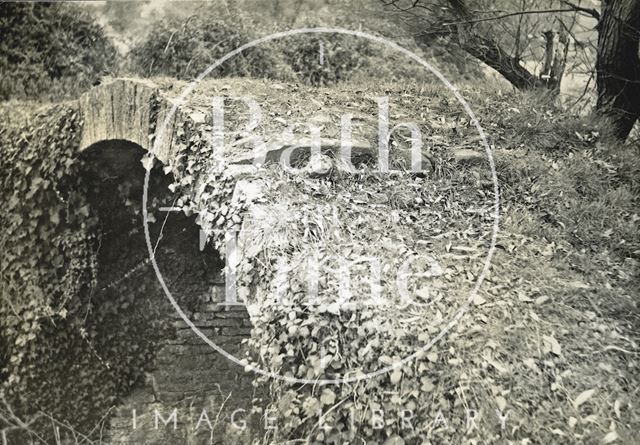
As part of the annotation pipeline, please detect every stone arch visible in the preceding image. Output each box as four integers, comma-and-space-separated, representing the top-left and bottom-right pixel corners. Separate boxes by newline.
77, 81, 260, 444
79, 80, 155, 152
78, 79, 176, 164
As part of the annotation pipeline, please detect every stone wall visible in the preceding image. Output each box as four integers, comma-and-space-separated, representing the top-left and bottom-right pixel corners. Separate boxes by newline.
79, 135, 262, 444
74, 78, 280, 444
108, 301, 260, 445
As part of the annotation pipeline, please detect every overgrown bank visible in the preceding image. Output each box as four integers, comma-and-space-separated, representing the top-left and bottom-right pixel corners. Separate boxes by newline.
0, 78, 638, 444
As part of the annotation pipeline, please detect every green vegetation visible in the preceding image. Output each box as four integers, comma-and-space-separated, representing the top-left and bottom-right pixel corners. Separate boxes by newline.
126, 13, 382, 86
0, 104, 106, 436
150, 78, 640, 444
238, 83, 639, 444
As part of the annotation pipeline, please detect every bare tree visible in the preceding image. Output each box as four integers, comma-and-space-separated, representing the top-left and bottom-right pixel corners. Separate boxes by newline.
384, 0, 592, 89
386, 0, 640, 140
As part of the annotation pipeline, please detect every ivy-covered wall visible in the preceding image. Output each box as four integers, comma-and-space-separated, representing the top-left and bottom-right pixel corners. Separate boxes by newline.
0, 96, 257, 442
0, 104, 104, 440
82, 140, 260, 444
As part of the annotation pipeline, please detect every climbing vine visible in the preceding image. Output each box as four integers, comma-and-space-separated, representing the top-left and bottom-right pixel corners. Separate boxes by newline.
146, 110, 248, 256
0, 102, 191, 441
182, 156, 491, 444
0, 104, 104, 431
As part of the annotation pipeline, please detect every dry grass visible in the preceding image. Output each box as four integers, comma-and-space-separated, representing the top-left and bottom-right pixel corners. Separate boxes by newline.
5, 76, 637, 444
225, 79, 640, 443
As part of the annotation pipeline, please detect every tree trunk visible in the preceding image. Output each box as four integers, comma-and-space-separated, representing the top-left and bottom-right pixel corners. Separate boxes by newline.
596, 0, 640, 140
454, 26, 543, 89
437, 0, 541, 89
435, 0, 562, 91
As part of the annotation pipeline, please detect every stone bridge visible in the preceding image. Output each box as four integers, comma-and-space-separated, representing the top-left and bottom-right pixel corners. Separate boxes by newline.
75, 77, 402, 444
77, 78, 451, 173
77, 79, 262, 445
74, 78, 482, 444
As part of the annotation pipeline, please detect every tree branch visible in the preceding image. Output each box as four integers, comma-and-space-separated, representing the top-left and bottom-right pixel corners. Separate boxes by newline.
441, 7, 598, 27
561, 0, 600, 21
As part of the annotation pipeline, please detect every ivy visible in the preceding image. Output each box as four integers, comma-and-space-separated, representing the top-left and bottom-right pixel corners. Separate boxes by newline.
0, 104, 103, 426
0, 104, 172, 440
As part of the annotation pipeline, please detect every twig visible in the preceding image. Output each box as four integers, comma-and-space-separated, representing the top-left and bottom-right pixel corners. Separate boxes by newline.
597, 345, 638, 355
441, 7, 599, 27
568, 67, 595, 112
561, 0, 600, 20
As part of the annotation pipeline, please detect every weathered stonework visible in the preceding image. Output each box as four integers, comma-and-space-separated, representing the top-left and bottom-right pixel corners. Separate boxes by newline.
107, 302, 260, 445
79, 79, 157, 155
77, 80, 264, 444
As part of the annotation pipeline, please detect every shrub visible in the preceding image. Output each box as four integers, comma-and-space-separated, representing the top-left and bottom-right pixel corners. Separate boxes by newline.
280, 32, 376, 86
0, 3, 116, 101
127, 14, 380, 86
127, 15, 290, 80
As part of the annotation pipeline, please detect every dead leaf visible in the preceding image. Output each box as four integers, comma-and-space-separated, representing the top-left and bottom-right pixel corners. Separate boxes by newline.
601, 431, 618, 444
320, 388, 336, 405
573, 389, 596, 409
535, 295, 550, 305
566, 280, 590, 289
383, 436, 405, 445
523, 358, 539, 372
141, 154, 155, 171
473, 294, 487, 305
543, 334, 562, 356
390, 369, 402, 384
